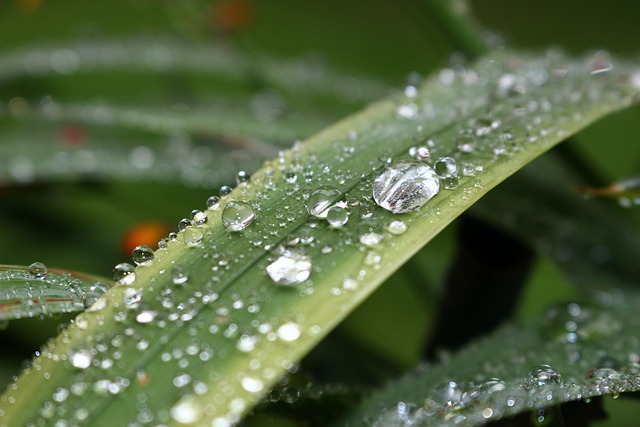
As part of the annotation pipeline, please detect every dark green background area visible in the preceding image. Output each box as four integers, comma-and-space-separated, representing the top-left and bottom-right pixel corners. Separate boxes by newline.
1, 1, 639, 425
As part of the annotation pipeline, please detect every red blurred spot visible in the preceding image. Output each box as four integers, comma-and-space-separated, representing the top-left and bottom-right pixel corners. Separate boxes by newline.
59, 125, 86, 148
210, 0, 255, 34
122, 222, 170, 257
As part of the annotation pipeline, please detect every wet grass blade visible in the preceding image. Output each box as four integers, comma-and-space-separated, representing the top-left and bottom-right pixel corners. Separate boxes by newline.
0, 50, 638, 426
0, 265, 111, 321
343, 295, 640, 426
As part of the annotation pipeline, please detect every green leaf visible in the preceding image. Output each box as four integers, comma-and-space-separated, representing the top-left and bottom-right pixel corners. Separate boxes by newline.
0, 264, 111, 321
343, 296, 640, 426
0, 50, 638, 426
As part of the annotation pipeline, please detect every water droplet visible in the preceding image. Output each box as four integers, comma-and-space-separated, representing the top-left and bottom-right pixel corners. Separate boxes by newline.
434, 157, 458, 178
171, 266, 189, 285
170, 396, 202, 424
372, 160, 440, 214
84, 282, 109, 309
409, 146, 430, 160
123, 288, 142, 308
326, 206, 349, 228
207, 196, 220, 210
524, 364, 563, 389
29, 262, 47, 277
456, 134, 477, 153
191, 210, 207, 225
266, 247, 312, 285
386, 220, 407, 235
241, 376, 264, 393
70, 350, 93, 369
113, 263, 136, 285
132, 245, 154, 265
219, 185, 233, 197
178, 218, 191, 232
183, 228, 204, 246
285, 171, 297, 183
136, 310, 157, 324
277, 322, 302, 341
360, 233, 384, 246
306, 186, 342, 218
236, 170, 251, 185
222, 201, 256, 231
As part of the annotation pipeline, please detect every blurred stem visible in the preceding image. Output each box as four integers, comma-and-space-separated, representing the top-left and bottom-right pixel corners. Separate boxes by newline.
421, 0, 488, 59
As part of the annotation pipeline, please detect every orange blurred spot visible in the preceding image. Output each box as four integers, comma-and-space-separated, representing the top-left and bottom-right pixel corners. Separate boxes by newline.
210, 0, 255, 34
59, 125, 86, 148
15, 0, 43, 13
122, 222, 170, 257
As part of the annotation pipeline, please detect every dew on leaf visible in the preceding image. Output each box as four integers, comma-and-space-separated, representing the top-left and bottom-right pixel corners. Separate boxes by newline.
207, 196, 221, 210
236, 170, 250, 185
306, 186, 342, 218
523, 364, 563, 389
386, 220, 407, 235
28, 262, 47, 277
434, 157, 458, 178
113, 263, 136, 285
219, 185, 233, 197
178, 218, 191, 232
170, 396, 202, 424
326, 205, 349, 228
372, 160, 440, 214
136, 310, 157, 324
266, 247, 312, 285
222, 201, 256, 231
191, 210, 207, 225
277, 322, 302, 342
69, 350, 93, 369
183, 228, 204, 246
123, 288, 142, 308
360, 233, 384, 246
241, 376, 264, 393
131, 245, 154, 265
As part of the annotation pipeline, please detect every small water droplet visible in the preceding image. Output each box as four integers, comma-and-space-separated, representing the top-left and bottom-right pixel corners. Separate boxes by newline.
222, 201, 256, 231
113, 263, 136, 285
434, 157, 458, 178
171, 266, 189, 285
219, 185, 233, 197
70, 350, 93, 369
132, 245, 154, 265
409, 146, 430, 160
306, 186, 342, 218
386, 220, 407, 235
29, 262, 47, 277
277, 322, 302, 341
170, 396, 202, 424
136, 310, 157, 324
123, 288, 142, 308
372, 160, 440, 214
360, 233, 384, 246
524, 364, 563, 389
456, 134, 477, 153
178, 218, 191, 232
207, 196, 220, 210
183, 228, 204, 246
191, 210, 207, 225
326, 206, 349, 228
241, 376, 264, 393
266, 247, 312, 285
236, 170, 251, 185
285, 171, 298, 183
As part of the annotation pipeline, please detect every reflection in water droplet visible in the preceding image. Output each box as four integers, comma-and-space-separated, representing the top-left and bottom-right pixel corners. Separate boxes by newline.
373, 160, 440, 214
266, 247, 312, 285
191, 210, 208, 225
326, 206, 349, 228
524, 364, 563, 388
132, 245, 155, 265
113, 263, 136, 285
435, 157, 458, 178
207, 196, 220, 210
183, 228, 204, 246
306, 186, 342, 218
222, 202, 256, 231
171, 266, 189, 285
123, 288, 142, 308
29, 262, 47, 277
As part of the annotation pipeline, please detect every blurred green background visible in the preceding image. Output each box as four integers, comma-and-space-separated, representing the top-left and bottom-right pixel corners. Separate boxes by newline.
1, 0, 639, 424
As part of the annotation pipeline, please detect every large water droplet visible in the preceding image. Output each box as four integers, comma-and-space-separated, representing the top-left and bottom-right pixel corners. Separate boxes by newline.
524, 364, 563, 389
372, 160, 440, 214
306, 186, 342, 218
113, 263, 136, 285
29, 261, 47, 277
222, 201, 256, 231
132, 245, 154, 265
266, 247, 312, 285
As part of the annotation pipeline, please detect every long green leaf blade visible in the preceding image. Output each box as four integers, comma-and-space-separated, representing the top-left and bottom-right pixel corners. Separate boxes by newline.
0, 50, 638, 426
